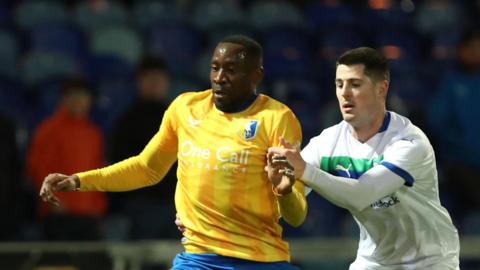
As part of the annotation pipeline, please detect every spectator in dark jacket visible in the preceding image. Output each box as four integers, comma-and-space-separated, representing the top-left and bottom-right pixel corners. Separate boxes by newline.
108, 56, 177, 239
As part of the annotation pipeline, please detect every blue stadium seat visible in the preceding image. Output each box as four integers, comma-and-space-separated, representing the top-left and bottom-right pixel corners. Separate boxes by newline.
192, 0, 245, 31
14, 1, 69, 29
90, 26, 143, 65
262, 27, 312, 79
193, 51, 213, 84
0, 78, 30, 124
147, 23, 201, 76
428, 32, 460, 71
314, 27, 369, 85
319, 27, 368, 62
74, 1, 128, 31
375, 30, 422, 74
92, 78, 136, 131
248, 1, 306, 32
87, 54, 135, 81
360, 3, 413, 33
389, 72, 428, 103
305, 2, 356, 32
169, 76, 206, 101
133, 1, 185, 31
20, 52, 79, 86
29, 24, 87, 59
0, 30, 19, 78
269, 78, 322, 140
269, 78, 319, 106
206, 22, 255, 49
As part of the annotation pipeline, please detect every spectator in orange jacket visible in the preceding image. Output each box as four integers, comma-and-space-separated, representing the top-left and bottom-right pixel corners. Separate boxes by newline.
26, 77, 107, 240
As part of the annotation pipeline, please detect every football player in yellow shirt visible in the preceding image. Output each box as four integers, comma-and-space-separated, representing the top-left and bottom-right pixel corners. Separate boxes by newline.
40, 35, 306, 270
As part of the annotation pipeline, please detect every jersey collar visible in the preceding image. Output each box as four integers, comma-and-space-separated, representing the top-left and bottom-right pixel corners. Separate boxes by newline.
378, 111, 391, 133
217, 93, 258, 113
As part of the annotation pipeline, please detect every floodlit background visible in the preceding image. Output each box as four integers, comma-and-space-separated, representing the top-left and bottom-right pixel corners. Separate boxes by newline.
0, 0, 479, 269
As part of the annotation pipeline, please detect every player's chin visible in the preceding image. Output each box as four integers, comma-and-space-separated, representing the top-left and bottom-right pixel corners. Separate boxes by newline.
342, 113, 356, 122
213, 97, 231, 111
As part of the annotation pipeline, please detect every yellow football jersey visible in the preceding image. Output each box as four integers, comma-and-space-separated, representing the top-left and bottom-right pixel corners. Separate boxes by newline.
77, 90, 305, 262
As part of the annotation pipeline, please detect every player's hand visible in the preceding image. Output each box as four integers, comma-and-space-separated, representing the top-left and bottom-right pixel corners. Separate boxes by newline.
265, 153, 295, 195
175, 213, 186, 234
268, 138, 306, 179
39, 173, 79, 206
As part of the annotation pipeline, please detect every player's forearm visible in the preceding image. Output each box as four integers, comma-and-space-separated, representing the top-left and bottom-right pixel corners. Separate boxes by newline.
78, 152, 177, 192
277, 182, 307, 227
78, 126, 179, 192
301, 163, 404, 212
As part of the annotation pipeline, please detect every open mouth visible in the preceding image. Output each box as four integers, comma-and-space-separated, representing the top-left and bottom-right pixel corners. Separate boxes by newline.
212, 85, 228, 98
213, 90, 227, 98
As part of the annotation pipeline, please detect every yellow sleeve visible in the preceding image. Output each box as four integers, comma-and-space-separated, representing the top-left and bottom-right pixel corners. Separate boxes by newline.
277, 181, 306, 227
77, 96, 180, 191
273, 109, 307, 227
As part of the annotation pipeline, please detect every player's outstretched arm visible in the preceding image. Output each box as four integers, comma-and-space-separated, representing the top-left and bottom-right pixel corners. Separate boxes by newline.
268, 141, 406, 212
40, 173, 79, 206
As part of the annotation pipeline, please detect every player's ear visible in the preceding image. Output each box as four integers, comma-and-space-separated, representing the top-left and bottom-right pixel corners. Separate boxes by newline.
377, 79, 388, 99
252, 66, 264, 86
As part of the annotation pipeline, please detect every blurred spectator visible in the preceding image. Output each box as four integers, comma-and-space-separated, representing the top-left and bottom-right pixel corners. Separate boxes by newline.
108, 56, 177, 239
427, 30, 480, 221
26, 77, 107, 240
0, 114, 22, 240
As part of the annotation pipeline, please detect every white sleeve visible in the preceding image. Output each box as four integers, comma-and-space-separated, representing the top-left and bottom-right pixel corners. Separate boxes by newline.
301, 163, 404, 212
380, 136, 428, 187
300, 136, 323, 196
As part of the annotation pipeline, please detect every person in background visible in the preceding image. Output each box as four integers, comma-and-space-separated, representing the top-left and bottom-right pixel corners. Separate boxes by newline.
427, 29, 480, 225
108, 56, 177, 239
0, 114, 22, 240
26, 77, 107, 240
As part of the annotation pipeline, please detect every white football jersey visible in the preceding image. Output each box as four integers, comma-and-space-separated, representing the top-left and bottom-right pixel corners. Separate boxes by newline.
301, 111, 459, 269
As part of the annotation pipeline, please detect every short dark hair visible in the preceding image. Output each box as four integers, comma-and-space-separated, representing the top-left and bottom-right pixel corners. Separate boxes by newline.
337, 47, 390, 83
219, 35, 263, 66
61, 77, 93, 96
136, 56, 169, 76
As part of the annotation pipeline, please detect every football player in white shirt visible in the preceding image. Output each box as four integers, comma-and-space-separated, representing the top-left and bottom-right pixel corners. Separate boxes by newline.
267, 47, 460, 269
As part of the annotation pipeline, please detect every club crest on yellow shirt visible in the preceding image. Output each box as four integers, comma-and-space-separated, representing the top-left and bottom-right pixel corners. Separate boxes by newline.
238, 120, 259, 140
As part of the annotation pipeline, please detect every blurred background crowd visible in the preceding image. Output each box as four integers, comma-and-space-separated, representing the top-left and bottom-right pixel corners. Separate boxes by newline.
0, 0, 479, 255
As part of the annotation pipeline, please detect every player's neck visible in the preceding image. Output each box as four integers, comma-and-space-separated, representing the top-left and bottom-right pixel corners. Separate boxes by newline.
351, 110, 388, 143
218, 92, 258, 113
